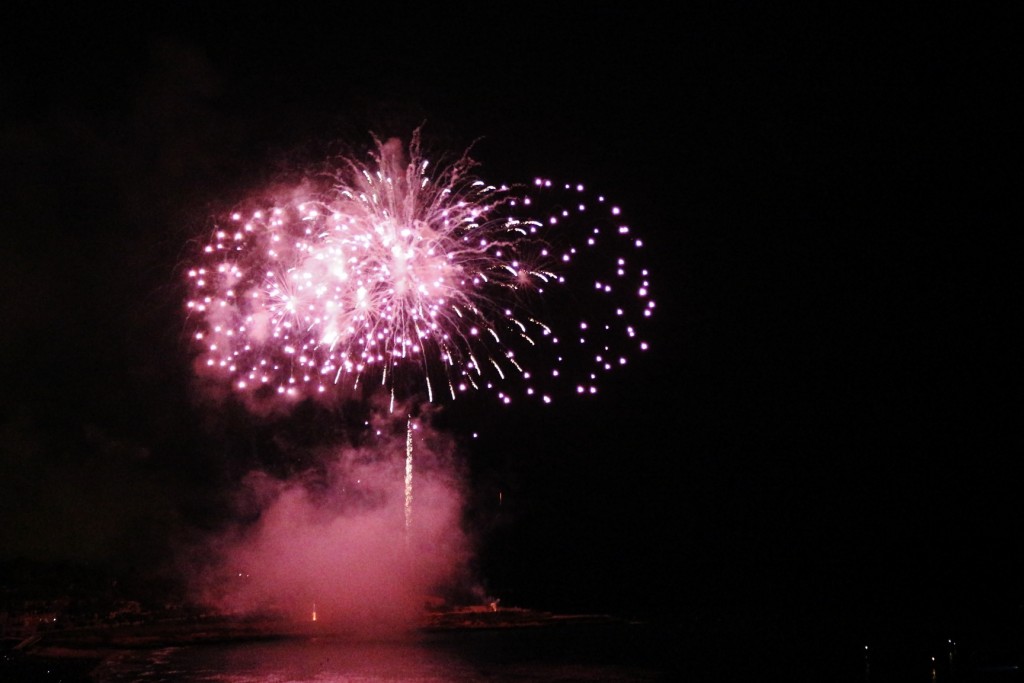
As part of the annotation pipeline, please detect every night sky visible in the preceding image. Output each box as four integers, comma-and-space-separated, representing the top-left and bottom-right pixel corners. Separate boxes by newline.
0, 3, 1015, 640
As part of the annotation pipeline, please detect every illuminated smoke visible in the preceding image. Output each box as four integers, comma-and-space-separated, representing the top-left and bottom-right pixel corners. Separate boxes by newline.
185, 409, 474, 637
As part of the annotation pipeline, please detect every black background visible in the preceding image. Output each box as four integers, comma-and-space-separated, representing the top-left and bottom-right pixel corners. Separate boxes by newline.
0, 1, 1016, 647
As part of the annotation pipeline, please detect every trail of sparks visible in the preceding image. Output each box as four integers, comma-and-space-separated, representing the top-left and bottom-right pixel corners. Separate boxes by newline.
405, 417, 413, 537
185, 132, 655, 409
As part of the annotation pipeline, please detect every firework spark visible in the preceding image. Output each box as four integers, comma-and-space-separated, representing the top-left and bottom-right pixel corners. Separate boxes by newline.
185, 132, 654, 410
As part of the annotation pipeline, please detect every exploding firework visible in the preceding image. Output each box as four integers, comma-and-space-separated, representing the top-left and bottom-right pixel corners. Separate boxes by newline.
185, 132, 654, 411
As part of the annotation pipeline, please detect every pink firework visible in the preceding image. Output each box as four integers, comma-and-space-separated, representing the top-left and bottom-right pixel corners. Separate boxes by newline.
185, 133, 654, 410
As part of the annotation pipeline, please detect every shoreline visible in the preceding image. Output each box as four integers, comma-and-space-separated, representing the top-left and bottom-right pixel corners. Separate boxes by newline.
8, 607, 633, 657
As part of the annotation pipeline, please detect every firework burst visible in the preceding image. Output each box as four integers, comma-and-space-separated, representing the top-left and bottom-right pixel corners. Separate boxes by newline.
185, 132, 654, 411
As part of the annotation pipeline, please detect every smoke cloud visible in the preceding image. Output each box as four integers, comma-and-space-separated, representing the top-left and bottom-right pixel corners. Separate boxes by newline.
182, 406, 481, 638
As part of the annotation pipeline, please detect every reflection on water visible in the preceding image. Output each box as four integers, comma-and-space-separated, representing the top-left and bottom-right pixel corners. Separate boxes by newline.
91, 623, 669, 682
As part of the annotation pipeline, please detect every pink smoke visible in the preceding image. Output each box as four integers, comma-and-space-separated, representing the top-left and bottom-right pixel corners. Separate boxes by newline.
185, 410, 480, 638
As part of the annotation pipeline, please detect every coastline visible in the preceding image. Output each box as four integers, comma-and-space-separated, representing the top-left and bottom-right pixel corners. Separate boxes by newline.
4, 609, 667, 682
10, 606, 631, 655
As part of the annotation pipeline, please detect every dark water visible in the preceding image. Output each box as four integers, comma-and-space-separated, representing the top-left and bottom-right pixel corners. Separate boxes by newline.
84, 622, 673, 682
8, 617, 1024, 682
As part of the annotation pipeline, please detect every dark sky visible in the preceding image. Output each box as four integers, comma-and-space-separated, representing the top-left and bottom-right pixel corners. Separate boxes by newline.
0, 3, 1015, 635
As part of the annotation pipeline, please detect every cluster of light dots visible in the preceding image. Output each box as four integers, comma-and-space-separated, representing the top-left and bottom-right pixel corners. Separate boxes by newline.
185, 137, 654, 409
